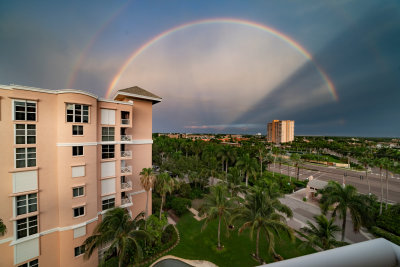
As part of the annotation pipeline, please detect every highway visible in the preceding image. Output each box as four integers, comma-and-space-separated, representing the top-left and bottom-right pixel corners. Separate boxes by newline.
269, 162, 400, 203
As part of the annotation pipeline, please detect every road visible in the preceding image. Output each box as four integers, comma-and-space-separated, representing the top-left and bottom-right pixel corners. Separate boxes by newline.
280, 191, 372, 244
269, 162, 400, 203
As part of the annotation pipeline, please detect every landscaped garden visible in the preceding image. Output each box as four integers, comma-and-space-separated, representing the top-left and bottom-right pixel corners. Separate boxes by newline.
74, 135, 399, 266
169, 213, 315, 266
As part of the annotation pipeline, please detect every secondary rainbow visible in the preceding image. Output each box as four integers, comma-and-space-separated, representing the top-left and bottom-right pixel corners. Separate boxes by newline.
106, 18, 338, 100
66, 0, 133, 89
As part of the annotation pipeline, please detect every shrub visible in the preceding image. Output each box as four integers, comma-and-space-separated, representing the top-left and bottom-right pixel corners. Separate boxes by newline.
161, 224, 177, 244
294, 180, 308, 188
376, 204, 400, 236
303, 197, 307, 202
189, 187, 205, 199
371, 226, 400, 246
170, 197, 191, 216
152, 197, 161, 215
179, 183, 192, 199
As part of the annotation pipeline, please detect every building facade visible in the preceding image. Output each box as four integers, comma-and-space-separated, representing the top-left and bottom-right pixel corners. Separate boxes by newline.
267, 120, 294, 144
0, 84, 161, 266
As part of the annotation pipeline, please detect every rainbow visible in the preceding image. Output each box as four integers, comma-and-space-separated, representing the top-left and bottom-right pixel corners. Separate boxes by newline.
106, 18, 338, 100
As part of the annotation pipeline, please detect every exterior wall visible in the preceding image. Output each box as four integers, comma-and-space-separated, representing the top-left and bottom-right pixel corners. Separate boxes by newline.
0, 85, 157, 266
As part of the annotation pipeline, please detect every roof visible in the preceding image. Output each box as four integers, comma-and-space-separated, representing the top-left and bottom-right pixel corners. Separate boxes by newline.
308, 179, 328, 190
114, 86, 162, 104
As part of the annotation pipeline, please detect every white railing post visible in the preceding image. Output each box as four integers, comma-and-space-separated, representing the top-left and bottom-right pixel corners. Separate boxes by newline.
121, 119, 130, 125
121, 166, 132, 174
121, 150, 132, 157
121, 135, 132, 141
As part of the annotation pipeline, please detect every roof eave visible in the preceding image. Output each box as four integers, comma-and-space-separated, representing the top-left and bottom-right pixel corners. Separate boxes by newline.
112, 91, 162, 104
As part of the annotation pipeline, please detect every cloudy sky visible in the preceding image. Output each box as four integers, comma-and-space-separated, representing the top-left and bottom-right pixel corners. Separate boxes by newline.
1, 1, 399, 136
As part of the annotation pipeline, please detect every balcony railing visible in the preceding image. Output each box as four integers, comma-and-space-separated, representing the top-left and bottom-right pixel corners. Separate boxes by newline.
121, 150, 132, 158
121, 119, 130, 125
121, 196, 132, 205
121, 135, 132, 141
121, 166, 132, 174
121, 180, 132, 190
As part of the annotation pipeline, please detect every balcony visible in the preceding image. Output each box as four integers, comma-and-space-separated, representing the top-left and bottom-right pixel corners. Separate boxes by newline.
121, 195, 132, 205
121, 150, 132, 158
121, 180, 133, 191
121, 166, 132, 174
121, 119, 130, 125
121, 135, 132, 142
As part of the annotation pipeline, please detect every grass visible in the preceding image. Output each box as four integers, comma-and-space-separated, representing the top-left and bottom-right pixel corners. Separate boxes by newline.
168, 213, 315, 267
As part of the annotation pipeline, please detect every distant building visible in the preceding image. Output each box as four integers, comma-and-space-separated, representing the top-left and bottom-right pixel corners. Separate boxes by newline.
267, 120, 294, 144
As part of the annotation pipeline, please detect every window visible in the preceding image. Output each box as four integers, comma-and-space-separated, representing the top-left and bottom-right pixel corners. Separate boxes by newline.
72, 125, 83, 136
15, 124, 36, 144
18, 259, 38, 267
102, 127, 115, 141
102, 198, 115, 211
74, 245, 85, 257
73, 206, 85, 217
14, 100, 36, 121
15, 148, 36, 168
16, 216, 38, 239
72, 146, 83, 156
100, 109, 115, 125
71, 166, 85, 178
102, 145, 115, 159
16, 193, 37, 216
66, 104, 89, 123
73, 187, 84, 197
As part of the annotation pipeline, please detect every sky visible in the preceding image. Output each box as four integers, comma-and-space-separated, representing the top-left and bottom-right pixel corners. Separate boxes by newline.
1, 0, 399, 137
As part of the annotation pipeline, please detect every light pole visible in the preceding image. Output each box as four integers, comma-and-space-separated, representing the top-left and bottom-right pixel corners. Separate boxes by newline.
342, 172, 347, 187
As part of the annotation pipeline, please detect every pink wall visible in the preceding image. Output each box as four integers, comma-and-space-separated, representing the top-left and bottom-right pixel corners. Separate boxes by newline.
0, 86, 157, 266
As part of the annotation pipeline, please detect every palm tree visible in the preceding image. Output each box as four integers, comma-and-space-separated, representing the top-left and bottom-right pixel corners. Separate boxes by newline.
256, 144, 267, 177
290, 153, 302, 181
320, 181, 369, 241
84, 208, 149, 266
359, 157, 372, 196
155, 172, 175, 220
232, 187, 294, 261
381, 158, 393, 210
374, 157, 385, 215
200, 185, 236, 249
236, 153, 257, 186
265, 152, 274, 173
0, 218, 6, 236
299, 214, 345, 250
217, 146, 229, 172
276, 156, 285, 177
140, 168, 155, 218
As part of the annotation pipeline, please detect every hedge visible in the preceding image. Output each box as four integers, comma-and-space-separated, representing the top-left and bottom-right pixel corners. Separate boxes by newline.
370, 226, 400, 246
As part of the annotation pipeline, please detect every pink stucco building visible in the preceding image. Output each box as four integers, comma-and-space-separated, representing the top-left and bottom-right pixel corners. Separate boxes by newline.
0, 84, 161, 266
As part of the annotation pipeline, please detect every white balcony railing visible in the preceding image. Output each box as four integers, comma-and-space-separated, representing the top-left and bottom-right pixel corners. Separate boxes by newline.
121, 135, 132, 141
121, 150, 132, 158
121, 180, 132, 190
121, 166, 132, 174
121, 196, 132, 205
121, 119, 130, 125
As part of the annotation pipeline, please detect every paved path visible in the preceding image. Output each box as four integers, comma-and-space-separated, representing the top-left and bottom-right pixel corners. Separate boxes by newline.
280, 191, 371, 244
189, 207, 206, 221
167, 216, 176, 225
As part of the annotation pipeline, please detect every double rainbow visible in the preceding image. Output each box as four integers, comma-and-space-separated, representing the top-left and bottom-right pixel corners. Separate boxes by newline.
103, 18, 338, 101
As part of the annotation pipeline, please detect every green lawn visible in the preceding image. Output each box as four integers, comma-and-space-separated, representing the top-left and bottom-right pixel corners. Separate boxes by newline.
169, 213, 315, 267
